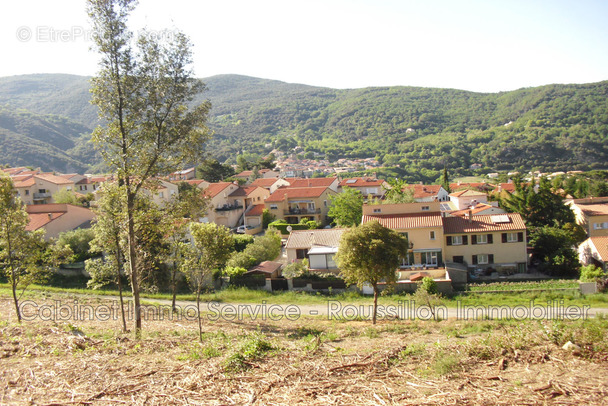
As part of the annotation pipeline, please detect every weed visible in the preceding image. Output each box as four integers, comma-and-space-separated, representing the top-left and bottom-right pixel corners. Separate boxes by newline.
223, 333, 274, 372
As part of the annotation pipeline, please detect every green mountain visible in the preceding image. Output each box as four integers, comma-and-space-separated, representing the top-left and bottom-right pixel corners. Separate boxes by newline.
0, 73, 606, 179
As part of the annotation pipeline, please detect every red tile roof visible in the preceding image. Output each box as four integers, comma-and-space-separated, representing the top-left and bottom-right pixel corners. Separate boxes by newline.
361, 212, 443, 229
247, 260, 283, 275
339, 177, 386, 187
245, 204, 265, 217
34, 173, 74, 185
404, 184, 443, 199
577, 203, 608, 217
203, 182, 234, 198
229, 186, 262, 197
442, 213, 526, 234
449, 203, 496, 217
287, 177, 337, 188
589, 236, 608, 262
265, 186, 330, 203
26, 212, 66, 231
251, 178, 281, 188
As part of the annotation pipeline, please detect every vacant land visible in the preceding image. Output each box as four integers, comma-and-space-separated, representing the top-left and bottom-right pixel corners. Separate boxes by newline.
1, 293, 608, 405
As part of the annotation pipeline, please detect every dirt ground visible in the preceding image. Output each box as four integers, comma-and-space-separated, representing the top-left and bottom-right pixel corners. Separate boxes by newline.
1, 294, 607, 405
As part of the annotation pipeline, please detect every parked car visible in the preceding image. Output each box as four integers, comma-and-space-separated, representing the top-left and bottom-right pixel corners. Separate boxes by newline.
236, 225, 254, 234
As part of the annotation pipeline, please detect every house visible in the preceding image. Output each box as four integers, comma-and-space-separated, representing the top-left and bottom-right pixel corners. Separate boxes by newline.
449, 189, 489, 210
244, 204, 266, 229
442, 213, 528, 274
228, 186, 269, 209
75, 176, 108, 195
11, 174, 37, 205
449, 202, 506, 218
245, 261, 283, 278
264, 186, 337, 225
362, 202, 444, 269
286, 177, 340, 193
578, 236, 608, 272
29, 173, 76, 205
285, 228, 346, 273
146, 179, 179, 207
182, 179, 211, 190
168, 167, 196, 181
567, 197, 608, 238
200, 182, 243, 228
338, 177, 389, 199
26, 204, 96, 240
234, 169, 280, 182
250, 177, 290, 194
404, 184, 450, 202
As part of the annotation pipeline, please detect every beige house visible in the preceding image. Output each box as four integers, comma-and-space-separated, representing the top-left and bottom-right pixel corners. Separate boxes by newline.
567, 197, 608, 237
338, 177, 389, 199
287, 177, 340, 193
201, 182, 243, 228
12, 175, 37, 205
449, 189, 489, 210
147, 179, 179, 207
29, 173, 76, 205
265, 186, 336, 225
404, 184, 450, 202
250, 177, 290, 194
443, 213, 528, 274
285, 228, 346, 273
362, 202, 444, 268
578, 236, 608, 271
26, 204, 96, 240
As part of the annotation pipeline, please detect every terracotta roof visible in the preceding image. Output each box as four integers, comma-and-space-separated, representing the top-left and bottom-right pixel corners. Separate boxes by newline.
2, 167, 29, 175
589, 236, 608, 262
449, 203, 497, 217
265, 186, 330, 203
34, 173, 74, 185
234, 170, 254, 178
497, 183, 516, 193
229, 186, 261, 197
248, 260, 282, 273
442, 213, 526, 234
245, 204, 265, 217
286, 229, 346, 249
251, 178, 281, 188
287, 177, 337, 188
404, 184, 443, 199
13, 176, 36, 188
449, 189, 487, 198
339, 177, 386, 187
577, 203, 608, 217
26, 212, 66, 231
362, 212, 443, 230
202, 182, 234, 198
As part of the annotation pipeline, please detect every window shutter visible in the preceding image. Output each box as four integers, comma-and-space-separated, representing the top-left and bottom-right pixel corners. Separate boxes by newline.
488, 234, 493, 244
518, 232, 524, 242
502, 233, 507, 243
437, 251, 443, 266
472, 255, 478, 265
489, 254, 494, 264
471, 235, 477, 245
446, 236, 452, 246
463, 235, 468, 245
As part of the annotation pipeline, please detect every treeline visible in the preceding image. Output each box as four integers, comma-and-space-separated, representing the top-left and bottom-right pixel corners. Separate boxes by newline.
0, 74, 607, 178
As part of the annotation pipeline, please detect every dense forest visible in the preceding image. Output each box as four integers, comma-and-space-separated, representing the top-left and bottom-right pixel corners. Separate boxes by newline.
0, 74, 606, 178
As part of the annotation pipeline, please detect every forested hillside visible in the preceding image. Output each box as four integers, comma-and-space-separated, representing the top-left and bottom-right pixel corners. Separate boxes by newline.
0, 73, 606, 178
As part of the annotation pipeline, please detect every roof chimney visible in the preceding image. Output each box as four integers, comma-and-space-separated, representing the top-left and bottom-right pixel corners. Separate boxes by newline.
48, 213, 53, 220
467, 209, 473, 224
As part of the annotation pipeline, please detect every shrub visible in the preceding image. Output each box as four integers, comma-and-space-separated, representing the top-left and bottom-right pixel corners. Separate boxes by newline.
232, 234, 254, 252
419, 276, 438, 295
282, 259, 309, 278
580, 264, 606, 282
224, 266, 247, 278
225, 230, 282, 269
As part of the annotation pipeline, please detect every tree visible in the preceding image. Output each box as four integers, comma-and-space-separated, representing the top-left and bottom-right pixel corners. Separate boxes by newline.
196, 159, 234, 182
262, 209, 276, 229
52, 189, 83, 206
530, 226, 580, 277
182, 223, 233, 342
328, 187, 363, 227
334, 221, 408, 324
383, 179, 415, 204
87, 0, 211, 337
55, 228, 96, 263
0, 173, 70, 323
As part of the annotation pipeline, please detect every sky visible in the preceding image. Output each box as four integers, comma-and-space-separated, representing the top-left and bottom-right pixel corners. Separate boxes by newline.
2, 0, 608, 93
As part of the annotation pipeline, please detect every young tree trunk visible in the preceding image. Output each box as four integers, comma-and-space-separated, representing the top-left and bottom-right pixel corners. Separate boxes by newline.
372, 284, 379, 325
126, 192, 142, 338
196, 285, 203, 343
11, 268, 21, 324
116, 251, 127, 333
171, 263, 178, 313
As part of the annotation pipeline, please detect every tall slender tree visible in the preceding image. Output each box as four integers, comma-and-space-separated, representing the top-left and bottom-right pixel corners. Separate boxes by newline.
87, 0, 211, 336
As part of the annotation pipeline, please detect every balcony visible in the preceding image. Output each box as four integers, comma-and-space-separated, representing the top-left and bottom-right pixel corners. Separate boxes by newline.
284, 207, 321, 215
33, 192, 51, 200
214, 203, 243, 212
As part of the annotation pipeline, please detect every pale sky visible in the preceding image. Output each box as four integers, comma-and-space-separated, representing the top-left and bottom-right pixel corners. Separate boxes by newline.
2, 0, 608, 92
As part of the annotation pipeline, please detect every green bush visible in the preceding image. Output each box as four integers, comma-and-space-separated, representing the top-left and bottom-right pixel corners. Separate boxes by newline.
282, 259, 309, 278
268, 221, 309, 235
232, 234, 254, 252
226, 230, 282, 269
580, 264, 606, 282
419, 276, 438, 295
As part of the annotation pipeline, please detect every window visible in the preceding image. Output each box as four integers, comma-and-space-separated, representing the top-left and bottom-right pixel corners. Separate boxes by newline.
429, 231, 436, 240
421, 206, 430, 211
366, 188, 378, 195
452, 235, 463, 245
477, 254, 489, 264
66, 186, 72, 191
25, 190, 30, 196
447, 235, 468, 246
373, 208, 382, 213
159, 191, 164, 198
453, 256, 464, 264
422, 251, 438, 266
473, 254, 494, 265
477, 234, 488, 244
505, 232, 519, 242
323, 200, 327, 207
593, 222, 608, 230
270, 204, 278, 210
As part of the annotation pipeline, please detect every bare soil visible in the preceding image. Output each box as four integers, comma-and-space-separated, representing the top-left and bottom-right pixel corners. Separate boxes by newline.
1, 294, 607, 405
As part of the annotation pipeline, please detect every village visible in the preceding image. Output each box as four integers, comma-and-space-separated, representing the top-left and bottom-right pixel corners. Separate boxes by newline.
2, 162, 607, 295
